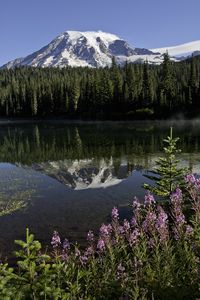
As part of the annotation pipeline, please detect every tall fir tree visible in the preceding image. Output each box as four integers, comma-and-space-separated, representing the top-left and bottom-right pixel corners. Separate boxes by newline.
160, 52, 175, 111
144, 127, 187, 198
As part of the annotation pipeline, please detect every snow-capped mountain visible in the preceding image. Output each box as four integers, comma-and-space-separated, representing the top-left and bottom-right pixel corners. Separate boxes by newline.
151, 40, 200, 58
1, 31, 200, 69
1, 30, 161, 69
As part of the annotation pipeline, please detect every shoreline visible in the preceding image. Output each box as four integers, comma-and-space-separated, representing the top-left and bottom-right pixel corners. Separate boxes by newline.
0, 117, 200, 125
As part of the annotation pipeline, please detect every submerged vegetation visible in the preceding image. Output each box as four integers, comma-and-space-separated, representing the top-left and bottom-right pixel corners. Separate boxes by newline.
0, 54, 200, 119
0, 190, 34, 216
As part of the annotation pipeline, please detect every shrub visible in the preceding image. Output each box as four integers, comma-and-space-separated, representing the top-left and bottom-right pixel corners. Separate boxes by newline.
126, 108, 154, 120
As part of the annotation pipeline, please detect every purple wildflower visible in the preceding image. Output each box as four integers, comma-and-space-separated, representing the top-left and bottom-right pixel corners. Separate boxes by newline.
131, 216, 137, 227
97, 238, 105, 252
131, 217, 137, 227
63, 238, 70, 250
80, 255, 88, 265
176, 214, 186, 225
87, 230, 94, 243
111, 207, 119, 220
128, 228, 140, 246
185, 176, 200, 218
185, 174, 200, 188
171, 188, 182, 204
51, 231, 61, 249
61, 251, 69, 262
132, 197, 141, 211
85, 246, 94, 257
185, 174, 196, 185
123, 219, 130, 232
118, 225, 125, 235
142, 211, 157, 234
100, 224, 112, 238
156, 206, 169, 243
170, 188, 186, 240
144, 192, 155, 207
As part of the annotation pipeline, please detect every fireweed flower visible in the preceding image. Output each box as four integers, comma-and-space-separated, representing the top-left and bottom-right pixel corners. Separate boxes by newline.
63, 238, 70, 250
61, 251, 69, 262
185, 176, 200, 218
97, 238, 105, 252
185, 174, 197, 185
170, 188, 182, 205
131, 216, 137, 227
51, 231, 61, 249
156, 206, 169, 243
185, 173, 200, 188
111, 206, 119, 220
142, 211, 157, 234
85, 246, 94, 257
132, 197, 141, 212
80, 255, 88, 265
170, 188, 186, 239
176, 214, 186, 225
87, 230, 94, 243
118, 225, 125, 235
144, 192, 155, 207
100, 224, 112, 238
128, 228, 140, 246
123, 219, 130, 232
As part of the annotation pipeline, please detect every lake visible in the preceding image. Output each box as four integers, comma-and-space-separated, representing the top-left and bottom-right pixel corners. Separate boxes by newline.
0, 120, 200, 257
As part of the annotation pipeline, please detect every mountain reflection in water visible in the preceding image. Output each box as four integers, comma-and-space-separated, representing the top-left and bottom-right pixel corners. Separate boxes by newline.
0, 120, 200, 257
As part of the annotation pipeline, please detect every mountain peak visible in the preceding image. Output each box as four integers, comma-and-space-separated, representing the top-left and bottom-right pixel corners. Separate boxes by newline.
62, 30, 120, 40
1, 31, 200, 69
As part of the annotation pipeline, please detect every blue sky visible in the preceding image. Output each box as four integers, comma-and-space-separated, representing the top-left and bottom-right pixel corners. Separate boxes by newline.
1, 0, 200, 66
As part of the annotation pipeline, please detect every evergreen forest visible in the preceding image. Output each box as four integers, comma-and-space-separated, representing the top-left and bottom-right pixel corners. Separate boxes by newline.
0, 54, 200, 119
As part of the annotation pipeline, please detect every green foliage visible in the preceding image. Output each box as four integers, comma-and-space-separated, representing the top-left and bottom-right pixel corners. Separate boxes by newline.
127, 108, 154, 119
144, 127, 187, 197
160, 52, 175, 110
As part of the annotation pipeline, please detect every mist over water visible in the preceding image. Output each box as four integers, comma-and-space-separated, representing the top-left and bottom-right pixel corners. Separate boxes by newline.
0, 120, 200, 257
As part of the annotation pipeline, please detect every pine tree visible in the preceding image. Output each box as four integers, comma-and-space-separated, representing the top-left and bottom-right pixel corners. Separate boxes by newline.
160, 52, 175, 110
141, 61, 154, 105
189, 56, 198, 107
143, 127, 187, 197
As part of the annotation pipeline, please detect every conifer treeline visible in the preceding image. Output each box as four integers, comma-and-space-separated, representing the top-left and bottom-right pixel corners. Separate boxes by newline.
0, 54, 200, 119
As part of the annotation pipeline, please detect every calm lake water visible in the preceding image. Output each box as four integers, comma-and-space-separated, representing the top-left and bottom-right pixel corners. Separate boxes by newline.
0, 120, 200, 257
